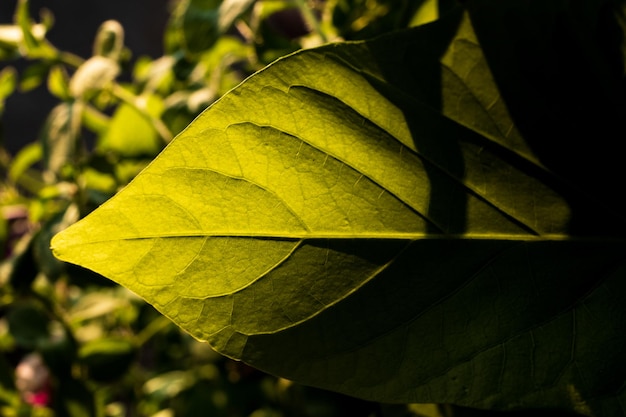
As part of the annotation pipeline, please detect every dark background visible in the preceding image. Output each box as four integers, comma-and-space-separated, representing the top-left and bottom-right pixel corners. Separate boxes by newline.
0, 0, 171, 154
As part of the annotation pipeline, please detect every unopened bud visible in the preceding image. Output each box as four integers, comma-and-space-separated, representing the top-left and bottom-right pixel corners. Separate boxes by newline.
93, 20, 124, 60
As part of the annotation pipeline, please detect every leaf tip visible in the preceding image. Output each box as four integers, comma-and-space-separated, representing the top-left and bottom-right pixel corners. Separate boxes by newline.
49, 226, 72, 262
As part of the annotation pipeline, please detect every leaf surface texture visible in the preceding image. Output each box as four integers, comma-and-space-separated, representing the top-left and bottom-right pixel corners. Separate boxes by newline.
52, 6, 626, 416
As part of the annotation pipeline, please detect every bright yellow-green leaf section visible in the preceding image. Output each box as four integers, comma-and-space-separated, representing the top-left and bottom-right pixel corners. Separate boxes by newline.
51, 10, 573, 338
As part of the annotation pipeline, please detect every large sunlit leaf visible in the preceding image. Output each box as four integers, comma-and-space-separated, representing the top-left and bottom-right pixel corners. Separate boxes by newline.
52, 4, 626, 416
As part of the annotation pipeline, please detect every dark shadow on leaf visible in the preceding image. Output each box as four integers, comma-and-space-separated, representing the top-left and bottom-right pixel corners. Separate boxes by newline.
449, 404, 590, 416
271, 2, 626, 413
364, 7, 468, 234
466, 0, 626, 236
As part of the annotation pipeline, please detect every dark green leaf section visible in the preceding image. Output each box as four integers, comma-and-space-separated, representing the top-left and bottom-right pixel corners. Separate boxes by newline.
52, 4, 626, 416
241, 240, 626, 412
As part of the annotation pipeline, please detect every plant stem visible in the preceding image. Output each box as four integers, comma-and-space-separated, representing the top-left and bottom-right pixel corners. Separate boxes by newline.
58, 50, 84, 68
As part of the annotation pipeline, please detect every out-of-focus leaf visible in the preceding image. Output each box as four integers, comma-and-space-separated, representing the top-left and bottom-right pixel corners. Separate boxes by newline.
410, 0, 440, 26
0, 217, 7, 250
112, 159, 151, 185
33, 203, 79, 280
217, 0, 256, 32
79, 337, 135, 382
15, 0, 40, 52
143, 370, 196, 399
81, 168, 117, 194
133, 56, 175, 95
81, 105, 110, 135
14, 0, 54, 59
69, 289, 133, 324
181, 0, 222, 53
0, 66, 17, 115
40, 102, 82, 175
8, 143, 42, 185
47, 65, 70, 100
331, 0, 431, 40
0, 233, 37, 291
97, 95, 164, 157
69, 56, 119, 99
19, 61, 50, 92
7, 303, 49, 349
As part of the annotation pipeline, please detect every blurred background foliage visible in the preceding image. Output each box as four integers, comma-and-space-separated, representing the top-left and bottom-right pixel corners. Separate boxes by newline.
0, 0, 451, 416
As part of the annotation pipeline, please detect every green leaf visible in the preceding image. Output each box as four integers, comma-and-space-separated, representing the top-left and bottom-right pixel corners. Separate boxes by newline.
217, 0, 256, 33
40, 102, 82, 175
8, 143, 42, 183
0, 66, 17, 108
410, 0, 440, 27
14, 0, 54, 59
97, 95, 164, 157
15, 0, 40, 52
19, 61, 50, 92
47, 65, 71, 100
180, 0, 222, 54
52, 5, 626, 416
69, 56, 119, 99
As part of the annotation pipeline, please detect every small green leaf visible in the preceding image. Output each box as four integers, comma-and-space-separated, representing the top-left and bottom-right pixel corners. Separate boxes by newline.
0, 66, 16, 115
81, 167, 117, 195
217, 0, 256, 33
13, 0, 53, 59
69, 56, 119, 99
19, 61, 50, 92
15, 0, 40, 51
181, 0, 222, 53
81, 105, 110, 135
143, 370, 196, 399
97, 95, 164, 157
0, 66, 17, 100
40, 102, 82, 175
6, 142, 45, 194
410, 0, 440, 26
47, 65, 71, 100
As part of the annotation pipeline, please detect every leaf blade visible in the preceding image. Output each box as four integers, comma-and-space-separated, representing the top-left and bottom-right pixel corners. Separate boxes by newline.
52, 6, 626, 415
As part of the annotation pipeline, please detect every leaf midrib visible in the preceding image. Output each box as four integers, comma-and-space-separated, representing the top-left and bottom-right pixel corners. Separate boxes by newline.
53, 233, 625, 248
